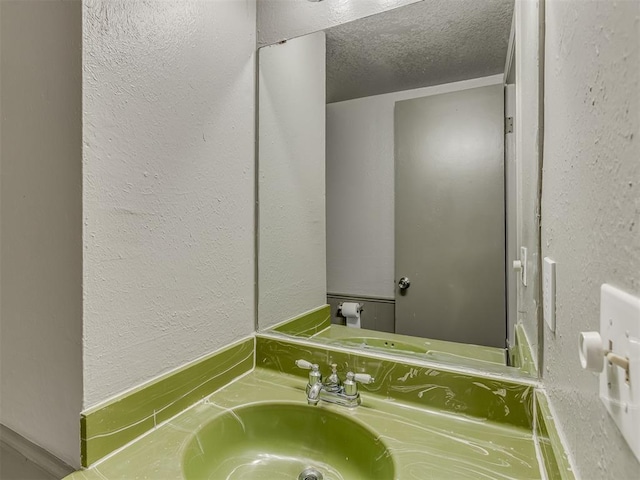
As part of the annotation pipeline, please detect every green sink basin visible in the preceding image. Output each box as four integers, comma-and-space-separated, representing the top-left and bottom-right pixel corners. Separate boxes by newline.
330, 336, 428, 355
182, 402, 395, 480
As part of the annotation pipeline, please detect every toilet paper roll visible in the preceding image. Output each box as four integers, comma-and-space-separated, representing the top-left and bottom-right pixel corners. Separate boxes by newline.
579, 331, 604, 372
341, 302, 361, 329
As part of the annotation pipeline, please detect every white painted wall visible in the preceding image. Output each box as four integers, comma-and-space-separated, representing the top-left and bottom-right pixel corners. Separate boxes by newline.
257, 0, 421, 47
514, 0, 541, 365
541, 0, 639, 477
326, 75, 503, 299
83, 0, 256, 408
258, 32, 327, 330
0, 0, 83, 467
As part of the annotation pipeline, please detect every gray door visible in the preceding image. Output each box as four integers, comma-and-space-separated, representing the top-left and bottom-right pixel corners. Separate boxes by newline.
394, 85, 506, 348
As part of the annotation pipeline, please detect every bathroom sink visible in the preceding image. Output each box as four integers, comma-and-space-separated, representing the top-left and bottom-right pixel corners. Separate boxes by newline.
329, 336, 428, 355
182, 402, 395, 480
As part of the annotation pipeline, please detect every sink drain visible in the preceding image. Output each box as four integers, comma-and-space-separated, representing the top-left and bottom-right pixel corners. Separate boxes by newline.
298, 467, 323, 480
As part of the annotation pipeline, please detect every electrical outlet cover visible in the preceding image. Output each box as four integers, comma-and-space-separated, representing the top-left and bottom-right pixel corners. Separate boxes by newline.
543, 258, 556, 332
599, 284, 640, 463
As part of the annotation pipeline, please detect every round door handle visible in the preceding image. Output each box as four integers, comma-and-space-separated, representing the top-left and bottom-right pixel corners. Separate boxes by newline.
398, 277, 411, 290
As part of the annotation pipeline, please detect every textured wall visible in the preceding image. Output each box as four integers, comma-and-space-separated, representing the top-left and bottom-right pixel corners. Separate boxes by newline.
0, 0, 83, 466
514, 0, 542, 365
326, 75, 503, 300
542, 0, 640, 477
83, 0, 256, 408
257, 0, 421, 47
257, 32, 327, 330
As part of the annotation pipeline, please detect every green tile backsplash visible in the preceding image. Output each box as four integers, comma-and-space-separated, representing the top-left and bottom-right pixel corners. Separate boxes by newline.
512, 323, 538, 376
271, 304, 331, 337
256, 334, 535, 429
535, 390, 575, 480
81, 337, 254, 467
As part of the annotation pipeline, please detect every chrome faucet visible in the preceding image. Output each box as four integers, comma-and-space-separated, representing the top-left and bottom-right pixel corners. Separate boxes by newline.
295, 359, 375, 408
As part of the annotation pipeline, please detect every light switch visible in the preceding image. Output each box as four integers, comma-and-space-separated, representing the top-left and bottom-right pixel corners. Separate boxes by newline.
599, 284, 640, 462
512, 246, 528, 287
543, 258, 556, 333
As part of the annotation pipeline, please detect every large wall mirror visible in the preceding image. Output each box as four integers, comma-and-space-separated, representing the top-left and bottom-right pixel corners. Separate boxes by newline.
257, 0, 543, 379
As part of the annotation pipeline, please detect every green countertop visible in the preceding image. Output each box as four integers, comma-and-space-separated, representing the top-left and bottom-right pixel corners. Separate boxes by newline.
66, 367, 542, 480
312, 324, 507, 367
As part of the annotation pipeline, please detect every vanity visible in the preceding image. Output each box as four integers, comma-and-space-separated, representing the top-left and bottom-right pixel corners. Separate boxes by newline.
65, 334, 571, 480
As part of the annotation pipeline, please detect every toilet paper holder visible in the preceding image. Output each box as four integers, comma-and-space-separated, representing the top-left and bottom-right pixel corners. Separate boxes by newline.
337, 303, 363, 316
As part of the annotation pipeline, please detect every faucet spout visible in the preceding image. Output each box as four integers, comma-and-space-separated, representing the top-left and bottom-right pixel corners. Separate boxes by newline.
307, 382, 322, 406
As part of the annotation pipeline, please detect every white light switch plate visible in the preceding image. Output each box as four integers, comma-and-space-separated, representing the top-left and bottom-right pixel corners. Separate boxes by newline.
543, 258, 556, 333
599, 284, 640, 462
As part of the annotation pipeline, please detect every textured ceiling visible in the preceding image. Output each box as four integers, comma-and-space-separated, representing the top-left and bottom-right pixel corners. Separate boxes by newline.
326, 0, 514, 103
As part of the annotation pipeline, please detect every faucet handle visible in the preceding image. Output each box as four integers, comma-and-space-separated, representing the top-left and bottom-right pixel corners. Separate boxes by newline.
296, 359, 322, 385
353, 373, 375, 384
343, 371, 375, 397
295, 359, 316, 370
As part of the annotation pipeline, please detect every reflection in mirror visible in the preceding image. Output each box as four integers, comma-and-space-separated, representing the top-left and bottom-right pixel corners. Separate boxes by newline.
258, 0, 542, 378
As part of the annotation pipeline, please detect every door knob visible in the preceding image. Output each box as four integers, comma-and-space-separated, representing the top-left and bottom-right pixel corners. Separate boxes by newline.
398, 277, 411, 290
